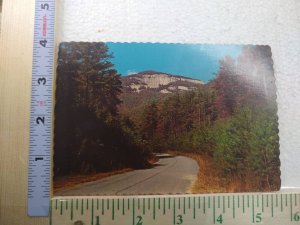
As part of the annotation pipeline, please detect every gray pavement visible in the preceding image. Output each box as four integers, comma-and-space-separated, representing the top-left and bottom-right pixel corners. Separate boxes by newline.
55, 155, 199, 196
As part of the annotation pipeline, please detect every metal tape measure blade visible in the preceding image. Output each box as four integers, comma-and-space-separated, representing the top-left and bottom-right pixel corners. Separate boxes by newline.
28, 0, 55, 217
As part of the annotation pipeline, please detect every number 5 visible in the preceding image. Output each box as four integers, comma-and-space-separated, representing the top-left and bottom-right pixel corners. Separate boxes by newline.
256, 212, 262, 223
41, 3, 49, 10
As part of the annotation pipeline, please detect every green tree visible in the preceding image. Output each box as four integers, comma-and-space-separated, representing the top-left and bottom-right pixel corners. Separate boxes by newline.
213, 105, 279, 190
214, 107, 254, 175
247, 105, 280, 189
64, 42, 122, 118
54, 42, 149, 176
140, 101, 158, 139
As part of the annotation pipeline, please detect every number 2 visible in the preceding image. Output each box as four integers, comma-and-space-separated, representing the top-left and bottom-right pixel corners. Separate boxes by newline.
36, 117, 45, 125
136, 215, 143, 225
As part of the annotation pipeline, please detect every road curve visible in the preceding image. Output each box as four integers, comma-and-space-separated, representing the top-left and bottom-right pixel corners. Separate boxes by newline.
55, 155, 199, 196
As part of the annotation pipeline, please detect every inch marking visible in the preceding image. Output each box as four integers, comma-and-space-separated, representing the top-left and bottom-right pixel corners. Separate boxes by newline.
35, 157, 44, 161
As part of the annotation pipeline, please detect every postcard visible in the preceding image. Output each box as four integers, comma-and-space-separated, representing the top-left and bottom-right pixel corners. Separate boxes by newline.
53, 42, 280, 195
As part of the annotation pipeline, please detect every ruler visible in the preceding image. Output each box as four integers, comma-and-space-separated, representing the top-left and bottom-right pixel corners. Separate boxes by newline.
28, 0, 56, 217
51, 193, 300, 225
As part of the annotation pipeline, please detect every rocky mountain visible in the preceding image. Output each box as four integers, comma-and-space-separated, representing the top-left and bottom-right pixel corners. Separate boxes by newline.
121, 71, 204, 94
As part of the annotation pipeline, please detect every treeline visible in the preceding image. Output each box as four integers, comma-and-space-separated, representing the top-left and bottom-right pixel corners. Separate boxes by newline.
130, 46, 280, 190
54, 42, 150, 176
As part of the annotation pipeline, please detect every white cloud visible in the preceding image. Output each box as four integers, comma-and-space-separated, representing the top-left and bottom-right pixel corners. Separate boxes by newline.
127, 70, 138, 75
191, 45, 242, 60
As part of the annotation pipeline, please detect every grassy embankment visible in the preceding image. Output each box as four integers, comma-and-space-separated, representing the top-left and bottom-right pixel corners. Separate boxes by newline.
170, 151, 274, 193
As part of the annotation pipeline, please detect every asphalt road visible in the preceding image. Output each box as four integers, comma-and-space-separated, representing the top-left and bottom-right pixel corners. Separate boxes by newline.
55, 155, 199, 196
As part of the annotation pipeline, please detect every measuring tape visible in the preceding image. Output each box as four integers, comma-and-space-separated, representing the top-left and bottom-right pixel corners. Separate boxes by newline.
51, 193, 300, 225
28, 0, 56, 216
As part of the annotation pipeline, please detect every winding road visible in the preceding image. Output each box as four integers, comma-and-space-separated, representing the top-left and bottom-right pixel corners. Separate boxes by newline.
55, 155, 199, 196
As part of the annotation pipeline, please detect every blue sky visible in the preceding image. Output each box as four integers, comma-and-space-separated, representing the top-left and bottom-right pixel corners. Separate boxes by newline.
106, 43, 242, 83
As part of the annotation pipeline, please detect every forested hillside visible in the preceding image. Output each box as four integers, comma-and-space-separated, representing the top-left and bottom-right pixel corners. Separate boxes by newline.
118, 45, 279, 191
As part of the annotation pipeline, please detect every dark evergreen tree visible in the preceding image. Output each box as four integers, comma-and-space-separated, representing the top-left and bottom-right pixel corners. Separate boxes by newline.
54, 42, 149, 176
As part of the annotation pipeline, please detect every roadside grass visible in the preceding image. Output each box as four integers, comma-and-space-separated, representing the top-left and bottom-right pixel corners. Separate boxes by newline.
170, 151, 228, 193
170, 151, 278, 193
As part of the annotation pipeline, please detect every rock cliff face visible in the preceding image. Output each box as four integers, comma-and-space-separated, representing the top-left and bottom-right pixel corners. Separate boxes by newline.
121, 71, 204, 93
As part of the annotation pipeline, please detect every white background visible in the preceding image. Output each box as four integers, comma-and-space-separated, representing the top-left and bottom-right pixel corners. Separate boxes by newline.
57, 0, 300, 190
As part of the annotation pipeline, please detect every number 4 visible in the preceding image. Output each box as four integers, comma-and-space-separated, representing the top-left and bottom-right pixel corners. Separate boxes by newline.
216, 214, 223, 224
40, 40, 47, 47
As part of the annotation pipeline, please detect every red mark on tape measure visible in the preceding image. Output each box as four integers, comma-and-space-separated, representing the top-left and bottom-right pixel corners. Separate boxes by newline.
43, 15, 47, 37
37, 100, 46, 106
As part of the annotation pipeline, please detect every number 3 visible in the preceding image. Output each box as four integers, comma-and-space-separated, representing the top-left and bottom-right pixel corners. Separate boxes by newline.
38, 77, 47, 85
176, 215, 183, 225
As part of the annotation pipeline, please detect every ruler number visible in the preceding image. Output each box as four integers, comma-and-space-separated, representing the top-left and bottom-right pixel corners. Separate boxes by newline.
216, 214, 223, 224
176, 215, 183, 225
136, 215, 143, 225
95, 216, 100, 225
38, 77, 47, 85
255, 212, 262, 223
36, 117, 45, 125
41, 3, 49, 10
294, 212, 300, 222
39, 40, 48, 48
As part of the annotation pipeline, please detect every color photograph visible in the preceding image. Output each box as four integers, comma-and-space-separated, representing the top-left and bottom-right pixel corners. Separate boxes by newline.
53, 43, 280, 195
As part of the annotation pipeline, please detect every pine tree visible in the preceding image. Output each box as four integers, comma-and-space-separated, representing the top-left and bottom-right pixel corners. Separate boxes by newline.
54, 42, 123, 175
